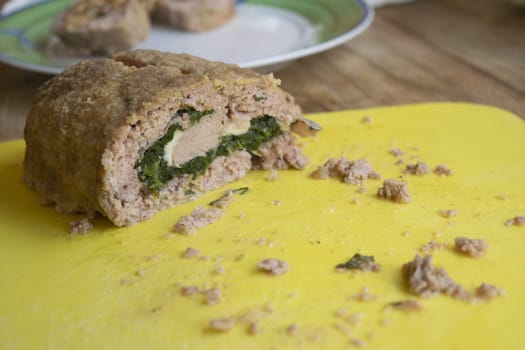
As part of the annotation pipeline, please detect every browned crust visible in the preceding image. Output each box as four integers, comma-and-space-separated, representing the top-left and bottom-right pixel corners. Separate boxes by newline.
23, 50, 304, 226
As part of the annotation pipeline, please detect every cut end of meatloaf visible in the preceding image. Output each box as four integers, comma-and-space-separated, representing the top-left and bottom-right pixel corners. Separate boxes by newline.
23, 50, 308, 227
154, 0, 235, 32
51, 0, 150, 56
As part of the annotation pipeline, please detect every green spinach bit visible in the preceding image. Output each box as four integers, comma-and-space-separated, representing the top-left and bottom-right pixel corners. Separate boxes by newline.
209, 187, 249, 207
176, 107, 214, 124
336, 253, 381, 272
137, 114, 282, 194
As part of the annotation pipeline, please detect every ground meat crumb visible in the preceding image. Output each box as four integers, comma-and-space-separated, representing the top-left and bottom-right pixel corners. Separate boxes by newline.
434, 164, 453, 176
68, 218, 93, 234
357, 184, 367, 193
352, 287, 378, 302
181, 286, 200, 296
389, 148, 403, 157
182, 247, 200, 258
454, 237, 488, 258
345, 313, 364, 327
377, 179, 411, 203
505, 216, 525, 226
350, 338, 367, 347
388, 300, 422, 312
247, 322, 259, 335
402, 255, 470, 300
204, 288, 222, 305
256, 237, 267, 246
286, 324, 298, 335
361, 116, 373, 124
405, 161, 431, 176
257, 258, 289, 276
209, 317, 236, 332
440, 209, 458, 218
267, 169, 278, 181
271, 199, 282, 206
336, 253, 381, 272
475, 283, 505, 300
310, 158, 381, 185
419, 240, 446, 254
172, 206, 224, 234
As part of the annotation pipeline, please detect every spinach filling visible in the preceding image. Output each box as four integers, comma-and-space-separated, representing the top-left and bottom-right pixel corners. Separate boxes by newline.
137, 111, 282, 194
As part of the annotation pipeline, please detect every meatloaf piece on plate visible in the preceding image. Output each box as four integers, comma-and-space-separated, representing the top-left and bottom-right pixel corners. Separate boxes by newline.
23, 50, 311, 227
154, 0, 235, 32
51, 0, 150, 55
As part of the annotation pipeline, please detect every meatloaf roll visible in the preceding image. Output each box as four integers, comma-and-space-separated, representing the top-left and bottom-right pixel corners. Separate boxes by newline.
154, 0, 235, 32
51, 0, 150, 55
23, 50, 311, 227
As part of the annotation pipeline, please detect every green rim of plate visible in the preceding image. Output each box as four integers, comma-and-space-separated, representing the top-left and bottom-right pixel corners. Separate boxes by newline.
0, 0, 370, 74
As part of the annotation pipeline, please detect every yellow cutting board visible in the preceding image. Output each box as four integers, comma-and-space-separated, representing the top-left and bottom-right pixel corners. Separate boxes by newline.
1, 103, 524, 350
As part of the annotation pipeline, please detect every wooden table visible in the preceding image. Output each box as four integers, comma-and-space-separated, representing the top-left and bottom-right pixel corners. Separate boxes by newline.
1, 0, 524, 142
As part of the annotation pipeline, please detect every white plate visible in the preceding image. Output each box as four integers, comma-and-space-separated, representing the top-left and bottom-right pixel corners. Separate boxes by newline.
0, 0, 373, 74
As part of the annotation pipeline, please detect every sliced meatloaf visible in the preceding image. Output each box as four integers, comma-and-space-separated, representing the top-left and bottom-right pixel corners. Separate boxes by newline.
154, 0, 235, 32
23, 50, 309, 226
51, 0, 150, 55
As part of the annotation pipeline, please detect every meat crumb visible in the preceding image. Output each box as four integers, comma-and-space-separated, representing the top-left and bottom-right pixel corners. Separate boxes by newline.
402, 255, 470, 300
419, 240, 446, 254
357, 184, 367, 193
144, 254, 162, 261
310, 158, 381, 185
172, 206, 224, 234
440, 209, 458, 218
352, 287, 378, 302
377, 179, 411, 203
405, 161, 431, 176
345, 313, 364, 327
334, 308, 347, 318
270, 200, 282, 206
361, 116, 373, 124
336, 253, 381, 272
209, 317, 236, 332
68, 218, 93, 234
181, 286, 200, 296
434, 164, 453, 176
475, 283, 505, 300
505, 216, 525, 226
182, 247, 200, 258
388, 300, 422, 312
257, 258, 289, 276
267, 169, 278, 181
455, 237, 488, 258
256, 237, 267, 246
247, 322, 259, 335
350, 338, 367, 347
204, 288, 222, 305
389, 148, 403, 157
286, 324, 298, 335
352, 197, 360, 205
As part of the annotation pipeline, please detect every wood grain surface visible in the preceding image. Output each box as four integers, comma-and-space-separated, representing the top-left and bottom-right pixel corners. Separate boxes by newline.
0, 0, 524, 142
